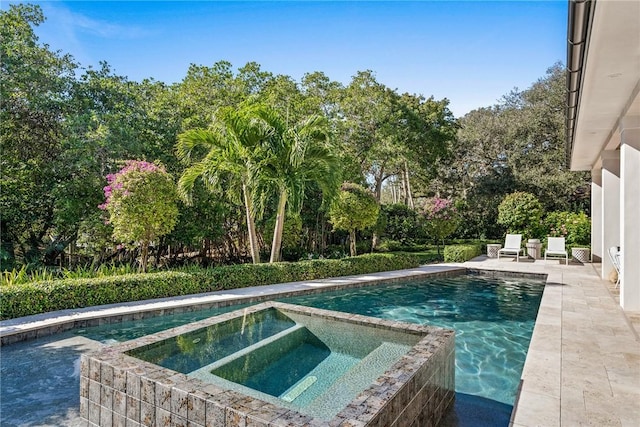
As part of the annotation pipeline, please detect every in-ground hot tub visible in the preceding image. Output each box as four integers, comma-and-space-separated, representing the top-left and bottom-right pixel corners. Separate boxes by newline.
80, 302, 455, 426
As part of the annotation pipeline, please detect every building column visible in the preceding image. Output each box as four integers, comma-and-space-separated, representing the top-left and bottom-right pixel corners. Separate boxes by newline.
590, 169, 602, 263
619, 116, 640, 311
600, 150, 620, 282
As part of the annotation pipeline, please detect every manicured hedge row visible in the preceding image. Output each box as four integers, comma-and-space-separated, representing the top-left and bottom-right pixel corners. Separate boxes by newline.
443, 244, 483, 263
0, 253, 421, 320
376, 240, 435, 252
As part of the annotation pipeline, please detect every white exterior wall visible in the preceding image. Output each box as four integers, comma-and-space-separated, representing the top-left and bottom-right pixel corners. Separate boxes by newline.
590, 169, 603, 263
600, 151, 620, 281
619, 117, 640, 311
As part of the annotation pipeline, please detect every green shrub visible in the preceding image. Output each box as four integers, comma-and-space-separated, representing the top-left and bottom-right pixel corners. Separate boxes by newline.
443, 244, 482, 263
497, 192, 544, 241
0, 253, 422, 320
543, 211, 590, 247
379, 204, 423, 244
398, 251, 442, 264
376, 240, 433, 253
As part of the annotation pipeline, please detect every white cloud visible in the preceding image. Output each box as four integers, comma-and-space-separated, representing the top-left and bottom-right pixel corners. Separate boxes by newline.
43, 2, 151, 40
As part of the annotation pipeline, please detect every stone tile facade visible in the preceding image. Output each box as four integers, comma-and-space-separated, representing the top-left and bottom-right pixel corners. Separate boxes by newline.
81, 302, 455, 427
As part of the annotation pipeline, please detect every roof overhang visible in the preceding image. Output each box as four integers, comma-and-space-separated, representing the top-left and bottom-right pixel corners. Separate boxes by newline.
566, 0, 640, 171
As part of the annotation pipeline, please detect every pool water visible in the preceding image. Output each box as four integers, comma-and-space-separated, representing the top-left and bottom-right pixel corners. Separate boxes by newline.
215, 327, 333, 398
280, 274, 544, 406
126, 308, 296, 373
126, 304, 422, 420
0, 273, 543, 426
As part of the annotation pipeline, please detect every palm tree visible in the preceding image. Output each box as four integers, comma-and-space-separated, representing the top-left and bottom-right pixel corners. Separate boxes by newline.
253, 108, 342, 263
175, 105, 268, 264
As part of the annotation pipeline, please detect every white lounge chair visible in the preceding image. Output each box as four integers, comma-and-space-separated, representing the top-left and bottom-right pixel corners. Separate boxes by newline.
498, 234, 524, 262
544, 237, 568, 265
608, 246, 621, 288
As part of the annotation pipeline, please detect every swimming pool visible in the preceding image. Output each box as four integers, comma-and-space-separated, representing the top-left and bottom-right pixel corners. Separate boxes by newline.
280, 274, 544, 406
0, 271, 543, 426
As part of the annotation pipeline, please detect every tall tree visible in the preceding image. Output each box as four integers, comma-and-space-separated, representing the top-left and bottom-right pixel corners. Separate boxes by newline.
176, 61, 274, 131
176, 104, 271, 264
443, 64, 590, 239
252, 107, 341, 263
0, 4, 77, 265
396, 93, 457, 203
506, 63, 590, 212
338, 71, 403, 200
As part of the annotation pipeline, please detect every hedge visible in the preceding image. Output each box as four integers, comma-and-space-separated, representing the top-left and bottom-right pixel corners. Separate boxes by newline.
0, 253, 422, 320
443, 244, 483, 263
375, 240, 435, 253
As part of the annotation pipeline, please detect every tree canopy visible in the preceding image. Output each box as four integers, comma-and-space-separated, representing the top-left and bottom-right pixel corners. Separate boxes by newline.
0, 5, 590, 270
329, 183, 380, 256
100, 161, 178, 272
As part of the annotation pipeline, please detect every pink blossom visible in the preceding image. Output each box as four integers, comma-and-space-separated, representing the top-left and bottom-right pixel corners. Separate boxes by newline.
423, 197, 457, 221
100, 160, 164, 210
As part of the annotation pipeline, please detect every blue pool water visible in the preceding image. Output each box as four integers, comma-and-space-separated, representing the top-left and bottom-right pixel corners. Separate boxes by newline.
127, 308, 297, 373
0, 273, 543, 426
280, 274, 544, 406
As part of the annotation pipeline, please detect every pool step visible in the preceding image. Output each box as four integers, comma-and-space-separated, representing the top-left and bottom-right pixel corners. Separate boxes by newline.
188, 324, 305, 379
281, 375, 318, 402
304, 341, 413, 420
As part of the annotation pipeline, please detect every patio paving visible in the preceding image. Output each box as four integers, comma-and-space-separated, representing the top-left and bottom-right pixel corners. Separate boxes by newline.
462, 255, 640, 427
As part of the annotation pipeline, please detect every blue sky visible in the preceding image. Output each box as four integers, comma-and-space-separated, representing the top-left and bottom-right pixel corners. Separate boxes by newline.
7, 1, 568, 117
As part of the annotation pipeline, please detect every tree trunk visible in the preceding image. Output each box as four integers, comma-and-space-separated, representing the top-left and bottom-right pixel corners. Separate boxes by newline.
374, 163, 385, 202
391, 176, 398, 203
242, 182, 261, 264
140, 239, 149, 273
269, 190, 288, 263
349, 229, 357, 257
403, 160, 414, 209
321, 219, 327, 254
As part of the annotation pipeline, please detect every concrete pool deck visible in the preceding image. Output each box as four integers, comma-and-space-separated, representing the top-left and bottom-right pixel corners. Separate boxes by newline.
1, 259, 639, 426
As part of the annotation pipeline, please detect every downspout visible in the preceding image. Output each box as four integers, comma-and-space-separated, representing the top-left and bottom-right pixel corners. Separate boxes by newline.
565, 0, 594, 166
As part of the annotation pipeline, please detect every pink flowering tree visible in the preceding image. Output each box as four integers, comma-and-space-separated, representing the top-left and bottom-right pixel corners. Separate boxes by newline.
99, 160, 178, 272
421, 197, 459, 255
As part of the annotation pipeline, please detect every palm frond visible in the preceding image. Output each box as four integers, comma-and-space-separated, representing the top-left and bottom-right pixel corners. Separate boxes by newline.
177, 163, 207, 204
176, 129, 221, 162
